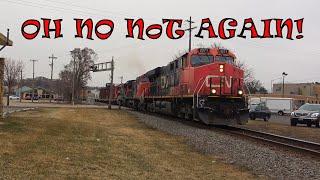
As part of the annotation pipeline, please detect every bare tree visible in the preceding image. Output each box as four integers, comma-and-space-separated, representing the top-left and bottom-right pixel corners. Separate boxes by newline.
4, 59, 23, 106
235, 61, 254, 84
58, 69, 73, 101
59, 48, 97, 102
236, 61, 267, 94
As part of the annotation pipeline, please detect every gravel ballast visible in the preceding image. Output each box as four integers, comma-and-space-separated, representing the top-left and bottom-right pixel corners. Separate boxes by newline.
129, 111, 320, 180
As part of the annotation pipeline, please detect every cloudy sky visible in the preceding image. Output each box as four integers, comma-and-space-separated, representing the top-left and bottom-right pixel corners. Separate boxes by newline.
0, 0, 319, 90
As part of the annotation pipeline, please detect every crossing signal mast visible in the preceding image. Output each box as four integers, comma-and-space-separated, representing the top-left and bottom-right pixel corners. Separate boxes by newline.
90, 57, 115, 109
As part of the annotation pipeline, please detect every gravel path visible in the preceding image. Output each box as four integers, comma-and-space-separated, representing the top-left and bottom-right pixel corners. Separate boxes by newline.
129, 111, 320, 180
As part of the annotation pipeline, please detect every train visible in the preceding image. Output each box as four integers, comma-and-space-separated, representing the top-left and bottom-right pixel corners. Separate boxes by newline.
99, 47, 249, 125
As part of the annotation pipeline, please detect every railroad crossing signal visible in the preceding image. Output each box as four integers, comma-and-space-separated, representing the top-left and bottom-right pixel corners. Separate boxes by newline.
90, 61, 113, 72
90, 57, 115, 109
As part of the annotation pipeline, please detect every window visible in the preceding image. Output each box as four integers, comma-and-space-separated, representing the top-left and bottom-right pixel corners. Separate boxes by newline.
215, 56, 234, 64
299, 104, 320, 111
191, 55, 214, 67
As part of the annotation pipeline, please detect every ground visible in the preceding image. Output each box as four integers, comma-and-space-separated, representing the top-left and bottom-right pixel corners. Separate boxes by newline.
0, 108, 257, 179
244, 119, 320, 143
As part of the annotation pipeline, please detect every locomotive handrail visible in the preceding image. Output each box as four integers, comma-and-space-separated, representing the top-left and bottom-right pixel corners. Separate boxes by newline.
196, 77, 209, 108
194, 75, 225, 108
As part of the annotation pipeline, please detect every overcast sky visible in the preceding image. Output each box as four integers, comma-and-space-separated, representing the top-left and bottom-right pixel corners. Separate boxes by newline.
0, 0, 319, 90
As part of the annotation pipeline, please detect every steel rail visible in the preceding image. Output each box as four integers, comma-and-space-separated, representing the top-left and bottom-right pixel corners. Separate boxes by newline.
220, 126, 320, 156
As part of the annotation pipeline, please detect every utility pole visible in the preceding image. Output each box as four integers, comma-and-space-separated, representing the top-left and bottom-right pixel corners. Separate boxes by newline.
185, 16, 197, 52
19, 69, 22, 102
72, 54, 75, 106
30, 59, 38, 103
108, 57, 114, 110
49, 54, 57, 103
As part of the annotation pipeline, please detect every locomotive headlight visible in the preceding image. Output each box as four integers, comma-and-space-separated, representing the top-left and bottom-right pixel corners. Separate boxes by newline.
219, 64, 224, 73
238, 90, 243, 95
211, 89, 217, 94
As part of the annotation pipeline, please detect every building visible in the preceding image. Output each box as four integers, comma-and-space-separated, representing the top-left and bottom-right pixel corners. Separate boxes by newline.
15, 86, 57, 100
0, 31, 13, 48
273, 83, 320, 97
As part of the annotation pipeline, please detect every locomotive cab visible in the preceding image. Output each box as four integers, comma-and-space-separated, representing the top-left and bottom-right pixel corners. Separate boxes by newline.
181, 48, 248, 125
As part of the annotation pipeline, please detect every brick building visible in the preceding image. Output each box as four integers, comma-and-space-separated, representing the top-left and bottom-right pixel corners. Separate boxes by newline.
273, 83, 320, 97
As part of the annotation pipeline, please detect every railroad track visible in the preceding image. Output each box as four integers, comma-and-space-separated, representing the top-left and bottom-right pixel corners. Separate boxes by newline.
218, 126, 320, 156
127, 109, 320, 156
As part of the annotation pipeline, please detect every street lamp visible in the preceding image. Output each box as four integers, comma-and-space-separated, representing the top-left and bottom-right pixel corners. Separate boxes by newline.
282, 72, 288, 97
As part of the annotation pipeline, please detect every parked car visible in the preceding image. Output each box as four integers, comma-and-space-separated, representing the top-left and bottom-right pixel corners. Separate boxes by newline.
24, 96, 38, 100
249, 103, 271, 121
290, 103, 320, 128
9, 95, 20, 100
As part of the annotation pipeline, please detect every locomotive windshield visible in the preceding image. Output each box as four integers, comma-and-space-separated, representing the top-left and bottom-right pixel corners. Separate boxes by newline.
215, 56, 234, 64
191, 55, 214, 67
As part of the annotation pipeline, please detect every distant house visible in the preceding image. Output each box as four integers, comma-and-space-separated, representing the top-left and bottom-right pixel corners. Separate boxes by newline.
15, 86, 57, 99
15, 86, 32, 96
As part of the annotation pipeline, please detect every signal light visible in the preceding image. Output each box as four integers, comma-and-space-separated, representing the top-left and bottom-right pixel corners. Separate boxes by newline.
211, 89, 217, 94
219, 64, 224, 73
238, 90, 243, 95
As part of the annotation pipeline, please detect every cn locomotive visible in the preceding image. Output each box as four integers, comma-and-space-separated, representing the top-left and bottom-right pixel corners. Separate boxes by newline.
107, 47, 249, 125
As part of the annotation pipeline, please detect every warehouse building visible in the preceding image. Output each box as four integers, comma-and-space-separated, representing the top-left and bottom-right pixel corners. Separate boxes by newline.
273, 83, 320, 97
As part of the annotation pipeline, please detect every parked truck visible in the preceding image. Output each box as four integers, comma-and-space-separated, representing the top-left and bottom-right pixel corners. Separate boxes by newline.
249, 97, 294, 116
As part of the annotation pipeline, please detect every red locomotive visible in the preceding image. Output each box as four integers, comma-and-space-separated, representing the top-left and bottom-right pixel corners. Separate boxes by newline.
115, 47, 249, 125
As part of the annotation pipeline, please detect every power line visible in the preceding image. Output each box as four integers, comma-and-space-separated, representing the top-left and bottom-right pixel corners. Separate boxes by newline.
42, 0, 160, 21
1, 0, 161, 21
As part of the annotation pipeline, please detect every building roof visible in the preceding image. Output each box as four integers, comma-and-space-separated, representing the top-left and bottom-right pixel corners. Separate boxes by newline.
0, 32, 13, 46
16, 86, 33, 93
16, 86, 50, 93
274, 82, 320, 86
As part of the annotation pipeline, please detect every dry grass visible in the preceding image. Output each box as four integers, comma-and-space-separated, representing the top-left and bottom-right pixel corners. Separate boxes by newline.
0, 108, 257, 179
245, 120, 320, 143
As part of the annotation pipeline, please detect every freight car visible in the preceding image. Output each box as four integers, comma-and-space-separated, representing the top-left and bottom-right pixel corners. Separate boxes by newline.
97, 83, 120, 104
115, 47, 248, 125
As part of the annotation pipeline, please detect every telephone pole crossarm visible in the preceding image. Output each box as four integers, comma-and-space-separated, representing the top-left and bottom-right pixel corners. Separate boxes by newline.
185, 16, 197, 52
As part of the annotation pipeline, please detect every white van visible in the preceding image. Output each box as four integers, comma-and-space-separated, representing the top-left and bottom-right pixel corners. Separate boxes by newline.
249, 97, 294, 116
